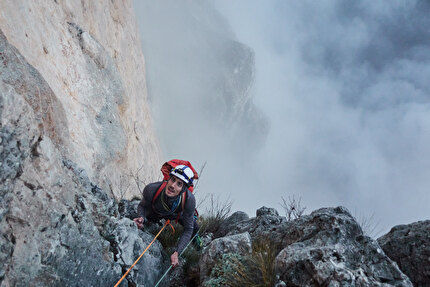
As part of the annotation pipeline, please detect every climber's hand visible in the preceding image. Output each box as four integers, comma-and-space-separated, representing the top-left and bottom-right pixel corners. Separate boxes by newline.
170, 251, 179, 268
133, 217, 144, 229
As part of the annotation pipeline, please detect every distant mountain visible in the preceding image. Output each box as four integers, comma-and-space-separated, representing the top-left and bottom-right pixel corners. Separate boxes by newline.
135, 0, 268, 157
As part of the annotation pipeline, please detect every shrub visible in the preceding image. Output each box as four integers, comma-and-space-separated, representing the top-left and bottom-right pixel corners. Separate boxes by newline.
198, 193, 232, 235
181, 247, 201, 286
205, 237, 278, 287
204, 253, 246, 287
280, 195, 306, 221
353, 210, 382, 238
149, 221, 183, 252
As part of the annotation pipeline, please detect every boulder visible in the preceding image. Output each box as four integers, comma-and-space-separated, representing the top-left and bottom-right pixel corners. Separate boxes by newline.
256, 206, 279, 217
378, 220, 430, 286
274, 207, 413, 286
215, 211, 249, 238
224, 206, 412, 286
200, 232, 252, 284
226, 206, 288, 246
106, 218, 168, 286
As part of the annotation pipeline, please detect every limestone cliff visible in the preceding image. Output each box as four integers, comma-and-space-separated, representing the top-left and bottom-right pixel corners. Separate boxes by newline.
0, 0, 162, 200
1, 1, 163, 285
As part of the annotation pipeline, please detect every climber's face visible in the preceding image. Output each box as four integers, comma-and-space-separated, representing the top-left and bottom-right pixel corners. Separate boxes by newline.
165, 175, 184, 197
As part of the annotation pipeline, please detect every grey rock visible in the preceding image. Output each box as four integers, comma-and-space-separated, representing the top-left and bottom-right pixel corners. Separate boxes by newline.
0, 37, 164, 283
216, 206, 412, 286
0, 29, 69, 149
201, 232, 214, 247
215, 211, 249, 238
200, 232, 252, 284
67, 21, 126, 160
47, 215, 123, 287
108, 218, 168, 286
378, 220, 430, 287
226, 205, 288, 244
0, 128, 25, 184
274, 207, 413, 287
0, 2, 162, 286
256, 206, 279, 217
2, 0, 163, 203
118, 199, 140, 220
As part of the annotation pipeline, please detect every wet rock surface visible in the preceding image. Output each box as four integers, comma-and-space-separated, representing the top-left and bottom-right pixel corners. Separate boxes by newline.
378, 220, 430, 287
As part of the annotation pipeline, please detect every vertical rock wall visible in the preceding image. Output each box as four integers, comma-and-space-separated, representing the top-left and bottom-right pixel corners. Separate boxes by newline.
0, 0, 162, 200
0, 1, 166, 285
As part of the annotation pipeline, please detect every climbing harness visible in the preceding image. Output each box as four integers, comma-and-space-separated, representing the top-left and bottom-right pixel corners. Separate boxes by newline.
113, 220, 174, 287
154, 230, 202, 287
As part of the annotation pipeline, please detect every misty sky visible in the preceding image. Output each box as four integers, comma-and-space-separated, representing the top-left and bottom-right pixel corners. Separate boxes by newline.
134, 0, 430, 235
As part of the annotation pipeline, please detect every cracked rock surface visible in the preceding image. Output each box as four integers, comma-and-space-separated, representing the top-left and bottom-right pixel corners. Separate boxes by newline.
202, 206, 414, 287
378, 220, 430, 286
0, 24, 165, 286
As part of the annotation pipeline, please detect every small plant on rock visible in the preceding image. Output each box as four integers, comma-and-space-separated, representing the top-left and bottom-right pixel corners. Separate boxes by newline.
353, 210, 383, 238
198, 193, 232, 235
280, 195, 306, 221
205, 236, 278, 287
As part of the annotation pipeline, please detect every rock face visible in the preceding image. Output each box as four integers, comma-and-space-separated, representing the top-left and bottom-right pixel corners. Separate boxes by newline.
274, 208, 410, 286
0, 70, 165, 285
378, 220, 430, 286
200, 232, 252, 284
0, 0, 162, 200
200, 206, 413, 286
0, 1, 165, 285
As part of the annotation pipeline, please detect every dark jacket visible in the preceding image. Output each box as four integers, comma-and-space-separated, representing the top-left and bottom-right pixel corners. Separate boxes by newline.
137, 181, 196, 254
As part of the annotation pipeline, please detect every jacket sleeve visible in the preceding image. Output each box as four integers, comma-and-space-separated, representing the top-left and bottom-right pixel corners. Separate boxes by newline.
175, 193, 196, 254
137, 184, 157, 218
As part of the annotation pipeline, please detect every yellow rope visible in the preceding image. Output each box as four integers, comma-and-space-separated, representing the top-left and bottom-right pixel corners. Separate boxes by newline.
114, 220, 171, 287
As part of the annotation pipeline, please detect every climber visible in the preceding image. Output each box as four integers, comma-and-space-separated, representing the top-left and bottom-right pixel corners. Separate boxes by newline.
133, 164, 202, 268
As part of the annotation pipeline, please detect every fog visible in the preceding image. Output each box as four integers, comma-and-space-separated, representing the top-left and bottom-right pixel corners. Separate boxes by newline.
134, 0, 430, 234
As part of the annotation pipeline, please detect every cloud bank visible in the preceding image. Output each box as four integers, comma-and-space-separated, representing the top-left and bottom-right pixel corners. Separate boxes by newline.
135, 0, 430, 233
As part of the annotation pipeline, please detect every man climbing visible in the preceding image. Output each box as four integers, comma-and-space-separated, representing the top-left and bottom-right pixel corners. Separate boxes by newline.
133, 164, 202, 268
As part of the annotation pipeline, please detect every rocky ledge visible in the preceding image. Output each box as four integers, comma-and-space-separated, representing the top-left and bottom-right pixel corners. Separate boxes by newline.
378, 220, 430, 286
199, 207, 413, 287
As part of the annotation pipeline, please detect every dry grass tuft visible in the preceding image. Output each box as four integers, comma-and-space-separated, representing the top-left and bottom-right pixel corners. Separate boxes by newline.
198, 193, 232, 235
206, 236, 278, 287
